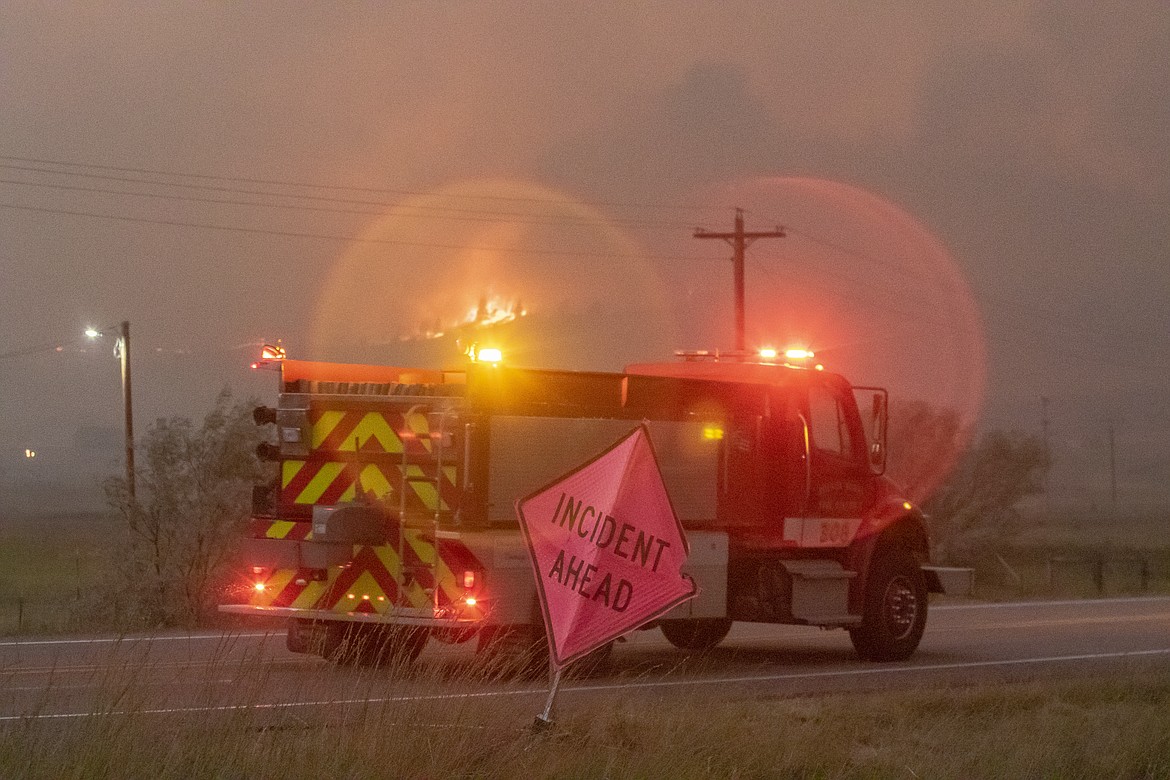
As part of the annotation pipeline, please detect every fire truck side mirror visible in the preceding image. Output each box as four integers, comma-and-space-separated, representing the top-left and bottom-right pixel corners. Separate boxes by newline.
869, 392, 888, 474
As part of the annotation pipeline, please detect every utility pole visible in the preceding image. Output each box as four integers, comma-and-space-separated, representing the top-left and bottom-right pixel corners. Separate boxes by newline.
694, 208, 785, 352
1040, 395, 1050, 492
1108, 422, 1117, 510
118, 320, 135, 499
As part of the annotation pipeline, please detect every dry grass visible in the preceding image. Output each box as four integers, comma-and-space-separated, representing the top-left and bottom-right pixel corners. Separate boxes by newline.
2, 652, 1168, 779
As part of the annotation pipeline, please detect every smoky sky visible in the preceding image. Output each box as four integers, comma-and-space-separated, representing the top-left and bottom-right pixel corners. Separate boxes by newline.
1, 2, 1167, 506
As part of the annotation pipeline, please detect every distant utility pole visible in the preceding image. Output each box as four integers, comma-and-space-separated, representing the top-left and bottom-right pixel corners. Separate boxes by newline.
694, 208, 785, 352
119, 320, 135, 500
1040, 395, 1050, 493
1108, 422, 1117, 510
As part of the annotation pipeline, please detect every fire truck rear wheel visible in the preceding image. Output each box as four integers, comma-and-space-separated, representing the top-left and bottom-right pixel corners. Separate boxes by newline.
659, 618, 733, 651
849, 546, 927, 662
323, 623, 427, 668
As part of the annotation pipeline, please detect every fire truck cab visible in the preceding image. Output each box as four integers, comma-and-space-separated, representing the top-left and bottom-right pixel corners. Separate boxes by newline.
220, 353, 969, 667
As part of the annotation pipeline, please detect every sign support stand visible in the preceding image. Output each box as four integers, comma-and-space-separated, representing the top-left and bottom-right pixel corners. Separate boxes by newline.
533, 666, 563, 731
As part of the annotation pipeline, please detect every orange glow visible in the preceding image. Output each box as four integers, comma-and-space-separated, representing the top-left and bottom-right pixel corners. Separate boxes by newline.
758, 347, 778, 359
309, 178, 674, 372
784, 348, 815, 360
464, 596, 478, 607
253, 582, 266, 592
903, 501, 914, 511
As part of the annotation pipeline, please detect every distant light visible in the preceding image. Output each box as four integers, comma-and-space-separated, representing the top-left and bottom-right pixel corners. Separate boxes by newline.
814, 364, 824, 371
24, 448, 36, 459
758, 347, 778, 360
84, 328, 101, 339
903, 501, 913, 511
476, 347, 503, 364
702, 425, 724, 441
784, 348, 815, 360
464, 596, 478, 607
260, 343, 286, 361
253, 582, 266, 592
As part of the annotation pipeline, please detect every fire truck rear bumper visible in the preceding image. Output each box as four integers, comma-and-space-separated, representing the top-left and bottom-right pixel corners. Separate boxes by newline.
922, 566, 975, 596
218, 604, 482, 627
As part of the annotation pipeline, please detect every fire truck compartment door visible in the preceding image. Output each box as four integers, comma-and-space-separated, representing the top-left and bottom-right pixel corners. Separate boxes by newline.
487, 416, 718, 527
660, 530, 728, 620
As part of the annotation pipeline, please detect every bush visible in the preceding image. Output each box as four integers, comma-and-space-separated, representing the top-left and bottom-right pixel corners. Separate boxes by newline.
100, 389, 265, 628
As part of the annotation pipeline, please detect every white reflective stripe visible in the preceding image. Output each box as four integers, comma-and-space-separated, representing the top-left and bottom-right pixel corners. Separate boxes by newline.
782, 517, 863, 547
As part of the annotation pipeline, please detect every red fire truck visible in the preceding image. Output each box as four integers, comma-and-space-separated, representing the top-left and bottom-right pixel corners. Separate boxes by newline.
220, 350, 970, 667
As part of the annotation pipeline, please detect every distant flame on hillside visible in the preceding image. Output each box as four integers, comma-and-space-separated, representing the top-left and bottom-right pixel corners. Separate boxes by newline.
404, 294, 527, 341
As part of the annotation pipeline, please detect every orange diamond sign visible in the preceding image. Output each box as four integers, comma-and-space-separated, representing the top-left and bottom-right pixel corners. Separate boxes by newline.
516, 425, 697, 669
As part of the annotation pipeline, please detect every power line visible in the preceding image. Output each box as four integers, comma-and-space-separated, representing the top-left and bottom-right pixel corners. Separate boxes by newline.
0, 202, 705, 263
0, 154, 717, 214
0, 177, 690, 229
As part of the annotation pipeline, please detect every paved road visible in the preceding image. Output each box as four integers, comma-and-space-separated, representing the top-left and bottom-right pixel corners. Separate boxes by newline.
2, 597, 1168, 726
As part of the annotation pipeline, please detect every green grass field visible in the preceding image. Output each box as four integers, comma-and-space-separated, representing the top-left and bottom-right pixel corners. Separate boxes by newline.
2, 507, 1168, 635
0, 512, 121, 634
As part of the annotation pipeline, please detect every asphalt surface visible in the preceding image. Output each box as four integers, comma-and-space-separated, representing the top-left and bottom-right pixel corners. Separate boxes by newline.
2, 596, 1168, 727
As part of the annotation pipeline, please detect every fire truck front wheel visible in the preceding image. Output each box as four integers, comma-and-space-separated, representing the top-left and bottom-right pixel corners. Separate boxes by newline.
849, 546, 927, 662
659, 618, 733, 651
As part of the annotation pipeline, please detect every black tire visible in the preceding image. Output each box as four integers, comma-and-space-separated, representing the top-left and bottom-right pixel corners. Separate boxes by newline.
849, 546, 927, 662
660, 618, 733, 651
356, 625, 428, 667
323, 623, 427, 667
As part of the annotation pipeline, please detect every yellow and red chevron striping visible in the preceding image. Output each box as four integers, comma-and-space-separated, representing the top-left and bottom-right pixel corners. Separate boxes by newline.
247, 518, 312, 540
309, 408, 433, 455
279, 460, 458, 514
247, 518, 484, 613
